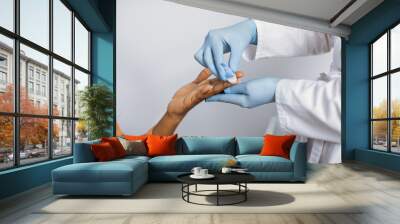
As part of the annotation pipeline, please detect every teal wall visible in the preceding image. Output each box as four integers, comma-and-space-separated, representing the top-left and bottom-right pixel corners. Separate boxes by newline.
0, 0, 116, 200
0, 158, 72, 199
90, 0, 116, 135
92, 32, 115, 136
344, 0, 400, 170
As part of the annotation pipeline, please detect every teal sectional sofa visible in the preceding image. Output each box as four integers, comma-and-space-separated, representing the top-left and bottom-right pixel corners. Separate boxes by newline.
52, 136, 307, 196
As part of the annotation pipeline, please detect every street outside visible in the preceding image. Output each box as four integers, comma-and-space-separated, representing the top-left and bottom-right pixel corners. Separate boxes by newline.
0, 147, 71, 170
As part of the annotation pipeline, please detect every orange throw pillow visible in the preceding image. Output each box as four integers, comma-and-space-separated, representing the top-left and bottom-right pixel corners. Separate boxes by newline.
123, 135, 147, 141
91, 142, 117, 161
146, 134, 177, 157
101, 137, 127, 158
260, 134, 296, 159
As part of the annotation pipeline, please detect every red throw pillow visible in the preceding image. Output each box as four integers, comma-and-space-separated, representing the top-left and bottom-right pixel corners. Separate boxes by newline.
146, 134, 177, 157
91, 142, 117, 161
101, 137, 127, 158
260, 134, 296, 159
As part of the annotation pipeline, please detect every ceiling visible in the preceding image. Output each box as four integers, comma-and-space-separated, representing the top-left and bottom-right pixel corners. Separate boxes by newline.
166, 0, 384, 37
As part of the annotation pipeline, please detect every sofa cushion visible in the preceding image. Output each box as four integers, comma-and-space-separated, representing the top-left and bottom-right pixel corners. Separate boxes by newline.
236, 155, 293, 172
235, 137, 263, 155
149, 154, 235, 172
115, 155, 150, 163
177, 136, 236, 155
53, 158, 147, 183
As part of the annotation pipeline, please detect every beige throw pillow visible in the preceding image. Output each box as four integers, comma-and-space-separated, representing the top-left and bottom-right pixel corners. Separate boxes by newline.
118, 137, 147, 156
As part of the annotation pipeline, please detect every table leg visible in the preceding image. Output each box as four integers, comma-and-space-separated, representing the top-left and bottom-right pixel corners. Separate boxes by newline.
195, 184, 198, 192
181, 184, 183, 199
245, 183, 247, 201
187, 184, 190, 202
216, 184, 219, 206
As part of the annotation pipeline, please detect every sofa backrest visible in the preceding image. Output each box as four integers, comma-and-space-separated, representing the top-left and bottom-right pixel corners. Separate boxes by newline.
235, 137, 264, 155
73, 139, 100, 163
176, 136, 236, 155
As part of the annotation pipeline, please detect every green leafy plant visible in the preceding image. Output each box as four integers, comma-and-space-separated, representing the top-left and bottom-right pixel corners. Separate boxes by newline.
79, 84, 114, 140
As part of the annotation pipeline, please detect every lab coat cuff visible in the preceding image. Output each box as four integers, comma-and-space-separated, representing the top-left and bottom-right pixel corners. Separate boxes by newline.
275, 79, 292, 134
242, 20, 271, 61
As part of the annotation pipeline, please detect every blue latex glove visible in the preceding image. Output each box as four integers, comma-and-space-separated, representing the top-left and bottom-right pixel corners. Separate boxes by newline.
206, 77, 280, 108
194, 19, 257, 81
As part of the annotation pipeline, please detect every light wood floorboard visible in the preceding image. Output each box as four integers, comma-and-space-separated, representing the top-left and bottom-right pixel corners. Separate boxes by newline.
1, 162, 400, 224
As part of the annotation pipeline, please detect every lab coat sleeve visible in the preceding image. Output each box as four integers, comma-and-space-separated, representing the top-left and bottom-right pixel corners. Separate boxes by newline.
275, 78, 341, 143
243, 20, 334, 61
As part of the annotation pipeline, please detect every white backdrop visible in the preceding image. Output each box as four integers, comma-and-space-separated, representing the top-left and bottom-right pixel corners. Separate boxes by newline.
116, 0, 334, 136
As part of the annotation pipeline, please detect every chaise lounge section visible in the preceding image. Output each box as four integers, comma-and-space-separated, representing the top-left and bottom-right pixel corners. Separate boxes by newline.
52, 136, 306, 196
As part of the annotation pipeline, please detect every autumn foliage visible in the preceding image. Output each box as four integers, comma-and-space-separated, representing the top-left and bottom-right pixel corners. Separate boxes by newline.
372, 99, 400, 142
0, 85, 59, 151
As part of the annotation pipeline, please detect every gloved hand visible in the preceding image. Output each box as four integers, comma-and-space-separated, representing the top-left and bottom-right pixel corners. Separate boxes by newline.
194, 19, 257, 81
205, 77, 280, 108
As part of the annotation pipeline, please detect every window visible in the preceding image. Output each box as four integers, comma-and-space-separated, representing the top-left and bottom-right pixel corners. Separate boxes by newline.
28, 81, 34, 94
74, 69, 89, 118
35, 70, 40, 81
0, 0, 91, 170
35, 84, 40, 95
20, 0, 49, 48
0, 55, 7, 67
0, 0, 13, 31
0, 116, 13, 170
53, 0, 72, 60
75, 18, 89, 70
42, 85, 46, 97
53, 119, 72, 158
0, 34, 13, 113
371, 23, 400, 153
28, 67, 34, 80
53, 59, 72, 117
0, 71, 6, 85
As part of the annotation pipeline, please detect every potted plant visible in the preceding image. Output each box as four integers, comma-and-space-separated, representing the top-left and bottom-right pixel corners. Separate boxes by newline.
79, 84, 114, 140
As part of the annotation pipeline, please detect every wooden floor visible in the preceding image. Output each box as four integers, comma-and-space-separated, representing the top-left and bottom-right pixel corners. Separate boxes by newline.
1, 162, 400, 224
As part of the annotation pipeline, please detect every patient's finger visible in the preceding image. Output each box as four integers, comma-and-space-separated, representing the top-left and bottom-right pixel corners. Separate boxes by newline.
206, 73, 243, 97
192, 68, 212, 84
192, 85, 213, 105
235, 71, 244, 79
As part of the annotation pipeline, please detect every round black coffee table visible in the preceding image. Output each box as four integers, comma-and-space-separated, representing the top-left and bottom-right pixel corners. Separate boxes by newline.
177, 173, 255, 206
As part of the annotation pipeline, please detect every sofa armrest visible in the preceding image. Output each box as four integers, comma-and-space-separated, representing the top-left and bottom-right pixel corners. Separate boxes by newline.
289, 142, 307, 181
73, 140, 100, 163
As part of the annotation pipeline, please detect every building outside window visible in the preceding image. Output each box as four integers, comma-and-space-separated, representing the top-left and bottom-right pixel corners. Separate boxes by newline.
41, 85, 46, 97
35, 70, 40, 81
0, 55, 6, 67
28, 81, 34, 94
41, 73, 46, 83
0, 54, 7, 90
0, 71, 6, 84
28, 67, 34, 79
370, 23, 400, 154
0, 0, 91, 170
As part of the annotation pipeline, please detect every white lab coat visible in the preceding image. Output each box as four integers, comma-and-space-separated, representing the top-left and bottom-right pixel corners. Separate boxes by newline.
243, 21, 341, 164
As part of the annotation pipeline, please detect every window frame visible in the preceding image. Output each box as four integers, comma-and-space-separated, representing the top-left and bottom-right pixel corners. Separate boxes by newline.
370, 21, 400, 154
0, 0, 91, 171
